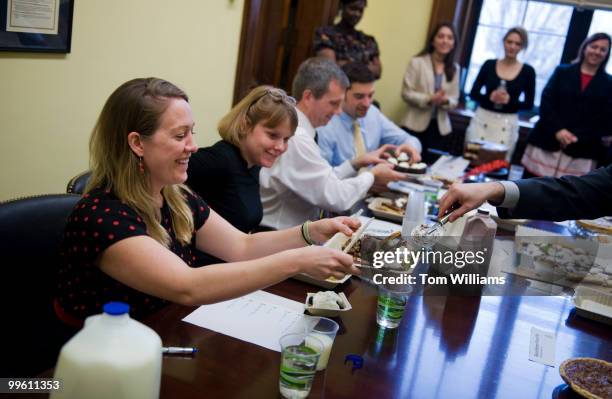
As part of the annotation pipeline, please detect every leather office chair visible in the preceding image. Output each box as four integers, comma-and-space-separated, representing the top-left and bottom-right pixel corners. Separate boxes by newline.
66, 170, 91, 194
0, 194, 80, 376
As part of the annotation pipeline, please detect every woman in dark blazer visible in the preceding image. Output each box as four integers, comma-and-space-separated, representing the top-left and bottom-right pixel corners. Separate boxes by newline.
522, 32, 612, 177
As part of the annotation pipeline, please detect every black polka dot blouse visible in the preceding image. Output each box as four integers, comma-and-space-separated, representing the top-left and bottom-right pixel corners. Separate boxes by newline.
56, 187, 210, 323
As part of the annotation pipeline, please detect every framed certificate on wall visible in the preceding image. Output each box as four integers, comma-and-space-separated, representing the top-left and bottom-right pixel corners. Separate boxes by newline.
0, 0, 74, 53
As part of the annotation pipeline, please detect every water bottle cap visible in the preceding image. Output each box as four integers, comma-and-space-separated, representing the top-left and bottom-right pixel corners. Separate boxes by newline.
103, 302, 130, 315
477, 209, 490, 215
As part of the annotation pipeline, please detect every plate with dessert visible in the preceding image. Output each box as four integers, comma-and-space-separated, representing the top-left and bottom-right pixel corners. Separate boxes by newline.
368, 197, 407, 223
386, 151, 428, 175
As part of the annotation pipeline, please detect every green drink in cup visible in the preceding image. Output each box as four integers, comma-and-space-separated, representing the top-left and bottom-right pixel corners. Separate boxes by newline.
279, 333, 323, 399
376, 287, 409, 329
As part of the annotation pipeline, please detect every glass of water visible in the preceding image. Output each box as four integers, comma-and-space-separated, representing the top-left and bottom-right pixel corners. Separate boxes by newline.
376, 287, 409, 329
508, 164, 524, 181
279, 333, 323, 399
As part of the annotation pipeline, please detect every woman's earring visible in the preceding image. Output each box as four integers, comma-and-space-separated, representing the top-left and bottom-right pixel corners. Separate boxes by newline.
138, 156, 145, 174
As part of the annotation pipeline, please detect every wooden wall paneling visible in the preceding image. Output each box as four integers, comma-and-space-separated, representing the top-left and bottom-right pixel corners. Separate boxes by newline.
233, 0, 338, 103
234, 0, 261, 104
280, 0, 339, 95
428, 0, 458, 37
233, 0, 292, 104
453, 0, 482, 67
428, 0, 482, 99
261, 0, 291, 87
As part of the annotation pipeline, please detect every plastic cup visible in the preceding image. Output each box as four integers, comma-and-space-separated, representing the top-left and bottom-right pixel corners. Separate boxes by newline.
508, 164, 524, 181
376, 287, 408, 329
279, 333, 322, 399
401, 189, 425, 239
305, 317, 339, 371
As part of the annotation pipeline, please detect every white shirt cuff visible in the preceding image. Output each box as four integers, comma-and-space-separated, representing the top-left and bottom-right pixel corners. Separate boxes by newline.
334, 160, 358, 179
491, 181, 520, 208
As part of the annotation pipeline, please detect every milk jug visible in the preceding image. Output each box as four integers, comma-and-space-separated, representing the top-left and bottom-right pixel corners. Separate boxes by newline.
51, 302, 162, 399
459, 209, 497, 270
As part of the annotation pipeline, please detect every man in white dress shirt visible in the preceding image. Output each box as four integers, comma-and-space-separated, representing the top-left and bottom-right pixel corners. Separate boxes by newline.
260, 57, 406, 230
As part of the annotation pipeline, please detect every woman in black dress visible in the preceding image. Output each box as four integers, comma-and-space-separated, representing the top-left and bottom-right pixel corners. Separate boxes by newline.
467, 27, 536, 160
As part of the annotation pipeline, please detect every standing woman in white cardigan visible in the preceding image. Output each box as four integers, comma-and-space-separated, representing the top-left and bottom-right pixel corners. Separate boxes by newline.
401, 22, 460, 163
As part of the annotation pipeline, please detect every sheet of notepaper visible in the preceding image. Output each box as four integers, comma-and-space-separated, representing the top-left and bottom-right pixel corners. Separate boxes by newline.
182, 290, 308, 352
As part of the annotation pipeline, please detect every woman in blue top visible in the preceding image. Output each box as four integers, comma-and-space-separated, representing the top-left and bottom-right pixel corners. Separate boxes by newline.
466, 27, 535, 160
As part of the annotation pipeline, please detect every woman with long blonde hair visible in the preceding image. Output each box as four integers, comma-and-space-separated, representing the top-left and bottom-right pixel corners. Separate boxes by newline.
56, 77, 360, 325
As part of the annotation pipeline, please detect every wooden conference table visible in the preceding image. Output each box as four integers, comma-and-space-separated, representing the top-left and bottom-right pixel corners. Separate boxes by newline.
145, 270, 610, 398
36, 217, 610, 399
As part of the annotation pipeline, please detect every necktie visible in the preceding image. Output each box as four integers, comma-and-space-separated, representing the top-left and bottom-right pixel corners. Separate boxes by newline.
353, 120, 366, 159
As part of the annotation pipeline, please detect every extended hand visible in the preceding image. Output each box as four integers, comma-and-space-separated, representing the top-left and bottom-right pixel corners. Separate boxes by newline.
438, 182, 505, 222
309, 217, 361, 243
352, 144, 396, 168
370, 163, 408, 186
395, 144, 421, 164
292, 246, 360, 280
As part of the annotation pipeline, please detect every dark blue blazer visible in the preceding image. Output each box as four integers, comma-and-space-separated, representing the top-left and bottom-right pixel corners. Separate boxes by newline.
527, 63, 612, 160
498, 164, 612, 220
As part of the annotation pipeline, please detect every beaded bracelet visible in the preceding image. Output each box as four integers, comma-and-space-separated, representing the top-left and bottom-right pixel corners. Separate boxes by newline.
301, 221, 315, 245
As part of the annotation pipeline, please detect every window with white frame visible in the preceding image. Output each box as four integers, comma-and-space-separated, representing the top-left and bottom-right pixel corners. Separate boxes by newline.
464, 0, 612, 109
588, 8, 612, 74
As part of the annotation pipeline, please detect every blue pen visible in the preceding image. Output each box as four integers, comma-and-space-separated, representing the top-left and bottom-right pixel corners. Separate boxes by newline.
162, 346, 198, 355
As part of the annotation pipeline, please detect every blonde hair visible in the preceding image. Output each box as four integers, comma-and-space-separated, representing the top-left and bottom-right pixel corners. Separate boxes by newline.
218, 85, 298, 146
86, 77, 195, 247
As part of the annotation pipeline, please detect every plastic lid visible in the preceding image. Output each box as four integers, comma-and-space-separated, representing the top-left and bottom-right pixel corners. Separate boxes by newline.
477, 209, 490, 215
344, 354, 364, 373
103, 302, 130, 315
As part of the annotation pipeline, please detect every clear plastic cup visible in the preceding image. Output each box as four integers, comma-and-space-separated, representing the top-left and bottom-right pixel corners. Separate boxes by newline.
305, 317, 339, 371
279, 333, 322, 399
508, 164, 524, 181
376, 287, 409, 329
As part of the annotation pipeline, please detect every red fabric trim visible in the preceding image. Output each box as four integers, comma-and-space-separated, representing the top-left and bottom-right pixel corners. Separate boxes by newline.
54, 298, 84, 329
522, 151, 590, 175
580, 72, 593, 92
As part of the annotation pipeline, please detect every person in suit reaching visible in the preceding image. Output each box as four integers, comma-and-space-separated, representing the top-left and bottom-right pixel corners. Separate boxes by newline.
438, 164, 612, 222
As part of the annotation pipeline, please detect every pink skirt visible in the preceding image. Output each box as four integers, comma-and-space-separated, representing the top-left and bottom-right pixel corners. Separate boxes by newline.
521, 144, 595, 177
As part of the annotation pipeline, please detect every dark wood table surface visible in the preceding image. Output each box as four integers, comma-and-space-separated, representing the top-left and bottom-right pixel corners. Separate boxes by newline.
30, 220, 609, 399
145, 275, 611, 399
